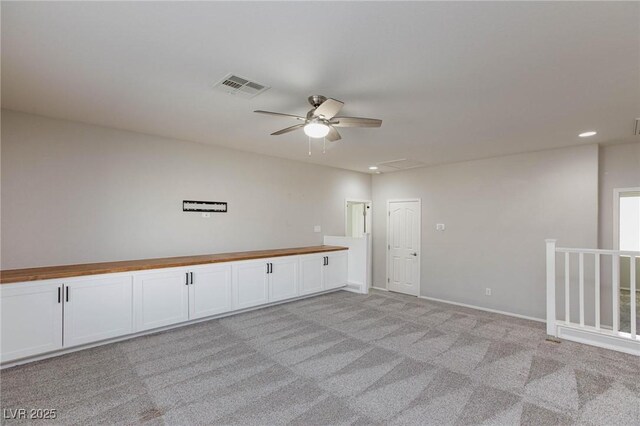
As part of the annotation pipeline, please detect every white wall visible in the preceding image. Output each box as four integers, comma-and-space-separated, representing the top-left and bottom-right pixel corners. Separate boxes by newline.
598, 142, 640, 249
372, 144, 599, 320
0, 110, 371, 269
3, 109, 634, 323
597, 142, 639, 303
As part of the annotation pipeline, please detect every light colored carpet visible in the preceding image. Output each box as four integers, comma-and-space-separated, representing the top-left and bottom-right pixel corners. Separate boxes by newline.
1, 289, 639, 425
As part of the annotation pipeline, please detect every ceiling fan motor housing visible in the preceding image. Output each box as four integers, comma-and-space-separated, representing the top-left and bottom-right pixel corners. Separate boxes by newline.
308, 95, 327, 108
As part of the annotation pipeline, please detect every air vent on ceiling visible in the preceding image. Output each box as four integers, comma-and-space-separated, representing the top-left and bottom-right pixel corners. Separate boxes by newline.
635, 118, 640, 136
213, 73, 270, 99
377, 158, 426, 172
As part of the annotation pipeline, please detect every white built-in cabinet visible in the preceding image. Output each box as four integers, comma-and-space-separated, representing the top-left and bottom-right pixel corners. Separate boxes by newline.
0, 281, 63, 361
233, 256, 301, 308
299, 254, 325, 295
64, 275, 133, 347
299, 251, 348, 294
134, 269, 190, 331
1, 250, 347, 364
325, 251, 349, 290
234, 260, 270, 310
134, 264, 234, 331
189, 264, 232, 319
269, 256, 299, 302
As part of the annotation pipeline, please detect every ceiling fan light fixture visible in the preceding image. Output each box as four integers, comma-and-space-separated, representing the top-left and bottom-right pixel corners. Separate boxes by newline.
304, 122, 330, 138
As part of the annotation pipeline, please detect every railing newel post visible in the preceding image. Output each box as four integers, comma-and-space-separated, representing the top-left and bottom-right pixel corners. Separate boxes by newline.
545, 239, 558, 338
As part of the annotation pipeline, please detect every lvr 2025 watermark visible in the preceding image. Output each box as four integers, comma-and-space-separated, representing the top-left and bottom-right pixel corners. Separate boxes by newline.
3, 408, 58, 420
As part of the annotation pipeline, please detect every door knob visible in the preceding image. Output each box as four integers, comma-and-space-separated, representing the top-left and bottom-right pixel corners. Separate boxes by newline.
411, 252, 418, 256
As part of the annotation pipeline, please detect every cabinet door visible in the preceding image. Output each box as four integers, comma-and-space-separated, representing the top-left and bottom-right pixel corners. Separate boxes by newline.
269, 256, 299, 302
299, 254, 325, 295
233, 260, 269, 310
189, 264, 232, 320
64, 276, 133, 347
133, 269, 189, 332
325, 251, 348, 290
1, 281, 63, 362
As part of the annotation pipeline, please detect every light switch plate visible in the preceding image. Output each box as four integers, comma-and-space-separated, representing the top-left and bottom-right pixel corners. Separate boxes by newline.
313, 225, 321, 233
436, 223, 445, 231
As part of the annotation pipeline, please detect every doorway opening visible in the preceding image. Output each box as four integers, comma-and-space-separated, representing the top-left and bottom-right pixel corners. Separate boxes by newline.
345, 199, 371, 238
614, 187, 640, 334
386, 199, 421, 296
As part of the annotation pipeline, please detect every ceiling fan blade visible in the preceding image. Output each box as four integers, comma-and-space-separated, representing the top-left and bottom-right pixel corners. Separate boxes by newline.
313, 98, 344, 119
330, 117, 382, 128
255, 110, 305, 121
270, 123, 305, 136
326, 126, 342, 142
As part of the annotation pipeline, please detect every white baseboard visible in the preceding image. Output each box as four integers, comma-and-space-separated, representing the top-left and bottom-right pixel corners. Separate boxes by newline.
343, 287, 368, 294
371, 286, 388, 292
418, 295, 545, 323
343, 281, 367, 294
556, 323, 640, 356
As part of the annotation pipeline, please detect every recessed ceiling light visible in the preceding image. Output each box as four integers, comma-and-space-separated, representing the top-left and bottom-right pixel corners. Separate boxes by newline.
368, 166, 378, 170
579, 131, 597, 137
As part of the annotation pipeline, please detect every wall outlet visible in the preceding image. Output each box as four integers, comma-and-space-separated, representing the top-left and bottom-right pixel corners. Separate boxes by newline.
313, 225, 321, 233
485, 288, 492, 296
436, 223, 445, 231
202, 212, 211, 218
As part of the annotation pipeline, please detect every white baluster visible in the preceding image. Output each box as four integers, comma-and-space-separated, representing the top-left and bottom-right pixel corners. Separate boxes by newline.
595, 253, 600, 330
545, 239, 557, 337
613, 254, 620, 333
630, 256, 636, 339
565, 252, 570, 324
579, 252, 584, 327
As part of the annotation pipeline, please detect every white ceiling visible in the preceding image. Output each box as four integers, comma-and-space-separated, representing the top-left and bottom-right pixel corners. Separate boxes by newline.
2, 2, 639, 173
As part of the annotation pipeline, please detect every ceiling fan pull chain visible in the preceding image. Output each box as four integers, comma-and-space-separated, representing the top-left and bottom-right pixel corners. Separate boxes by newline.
308, 136, 312, 156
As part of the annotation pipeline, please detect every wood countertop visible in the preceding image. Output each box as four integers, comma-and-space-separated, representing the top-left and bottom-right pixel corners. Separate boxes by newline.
0, 245, 348, 284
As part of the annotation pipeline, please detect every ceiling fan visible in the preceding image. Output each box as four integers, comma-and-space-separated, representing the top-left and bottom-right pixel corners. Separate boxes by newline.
254, 95, 382, 144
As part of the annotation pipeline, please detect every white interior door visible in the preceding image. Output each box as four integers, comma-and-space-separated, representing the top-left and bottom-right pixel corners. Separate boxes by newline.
387, 200, 421, 296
